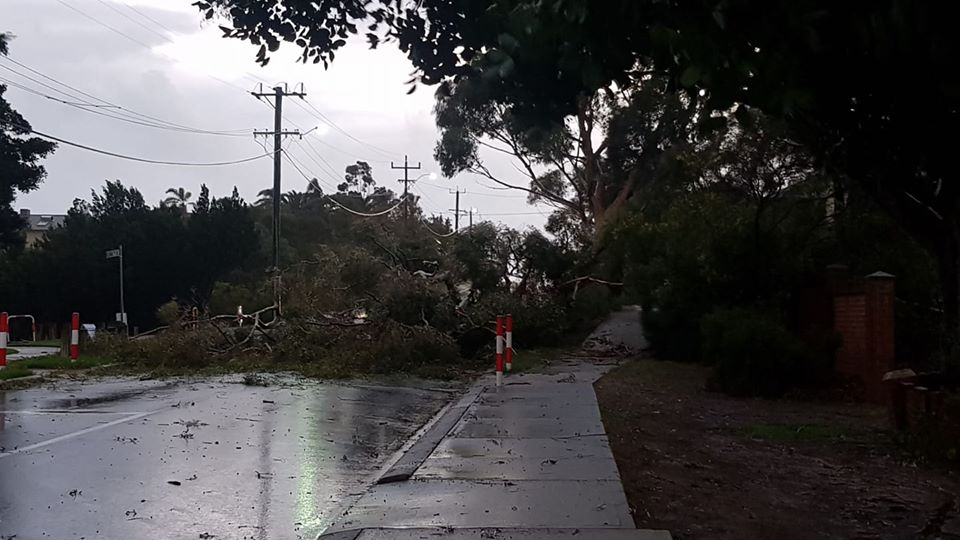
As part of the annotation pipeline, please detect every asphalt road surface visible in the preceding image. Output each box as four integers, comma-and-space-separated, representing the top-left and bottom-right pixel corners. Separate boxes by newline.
7, 346, 60, 361
0, 376, 452, 540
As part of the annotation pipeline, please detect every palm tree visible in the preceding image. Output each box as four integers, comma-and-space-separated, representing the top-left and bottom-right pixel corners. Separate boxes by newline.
163, 187, 193, 209
255, 188, 274, 208
283, 190, 310, 211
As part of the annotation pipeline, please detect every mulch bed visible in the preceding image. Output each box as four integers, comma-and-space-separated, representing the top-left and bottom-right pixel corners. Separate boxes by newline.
595, 358, 960, 539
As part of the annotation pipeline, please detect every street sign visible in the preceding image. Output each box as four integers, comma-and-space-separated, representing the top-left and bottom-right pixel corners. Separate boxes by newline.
105, 249, 121, 259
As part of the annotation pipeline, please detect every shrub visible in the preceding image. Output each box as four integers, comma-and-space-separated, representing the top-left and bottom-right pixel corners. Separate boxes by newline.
273, 320, 462, 377
642, 306, 704, 361
702, 308, 834, 397
570, 282, 619, 327
87, 326, 226, 370
464, 291, 571, 352
378, 273, 458, 332
155, 301, 181, 326
208, 281, 271, 315
338, 248, 384, 292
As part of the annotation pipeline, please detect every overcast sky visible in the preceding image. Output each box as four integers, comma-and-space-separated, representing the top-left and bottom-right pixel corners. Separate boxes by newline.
2, 0, 551, 229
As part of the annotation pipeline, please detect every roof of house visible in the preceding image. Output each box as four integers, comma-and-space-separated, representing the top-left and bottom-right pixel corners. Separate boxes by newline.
25, 214, 66, 232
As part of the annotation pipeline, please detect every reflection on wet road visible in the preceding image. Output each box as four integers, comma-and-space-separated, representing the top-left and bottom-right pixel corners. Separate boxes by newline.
0, 376, 452, 540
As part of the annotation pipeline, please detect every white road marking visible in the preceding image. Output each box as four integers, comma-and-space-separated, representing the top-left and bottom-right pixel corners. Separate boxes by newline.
0, 410, 141, 415
0, 411, 155, 459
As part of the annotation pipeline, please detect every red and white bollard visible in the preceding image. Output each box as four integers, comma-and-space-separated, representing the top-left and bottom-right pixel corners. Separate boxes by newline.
505, 314, 513, 371
70, 312, 80, 362
0, 312, 8, 368
495, 315, 504, 387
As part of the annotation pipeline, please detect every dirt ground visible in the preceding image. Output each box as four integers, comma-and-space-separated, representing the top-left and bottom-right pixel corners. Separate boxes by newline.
595, 358, 960, 539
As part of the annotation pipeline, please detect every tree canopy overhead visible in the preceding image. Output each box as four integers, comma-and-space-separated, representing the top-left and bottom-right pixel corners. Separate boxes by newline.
197, 0, 960, 328
0, 33, 57, 252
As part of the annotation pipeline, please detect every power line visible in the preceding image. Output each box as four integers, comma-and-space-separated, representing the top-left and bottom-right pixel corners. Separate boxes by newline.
53, 0, 253, 95
55, 0, 158, 51
293, 97, 401, 159
0, 56, 251, 135
421, 220, 460, 238
410, 184, 446, 215
0, 74, 252, 137
120, 1, 180, 36
308, 134, 391, 164
418, 180, 527, 199
94, 0, 170, 42
19, 125, 274, 166
282, 150, 406, 217
294, 138, 341, 180
481, 211, 553, 216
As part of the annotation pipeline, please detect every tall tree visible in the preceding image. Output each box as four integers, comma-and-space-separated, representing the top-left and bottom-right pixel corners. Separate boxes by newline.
163, 187, 193, 209
198, 0, 960, 333
194, 184, 211, 214
255, 188, 273, 208
435, 76, 696, 240
339, 161, 375, 197
0, 33, 57, 252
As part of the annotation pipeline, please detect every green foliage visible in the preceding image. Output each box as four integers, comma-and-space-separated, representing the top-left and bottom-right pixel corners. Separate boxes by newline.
433, 75, 696, 244
377, 274, 457, 331
155, 301, 181, 326
208, 281, 270, 316
0, 366, 33, 381
570, 283, 618, 327
199, 0, 960, 351
0, 35, 57, 252
268, 321, 463, 378
15, 354, 112, 370
702, 308, 834, 398
338, 248, 385, 292
0, 180, 260, 328
87, 326, 222, 370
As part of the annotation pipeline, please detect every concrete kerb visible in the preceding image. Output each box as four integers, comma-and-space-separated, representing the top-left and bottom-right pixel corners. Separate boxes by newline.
323, 529, 672, 540
375, 382, 487, 484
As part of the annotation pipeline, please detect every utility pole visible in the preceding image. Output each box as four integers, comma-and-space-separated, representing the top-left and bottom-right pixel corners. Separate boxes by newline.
448, 188, 467, 232
253, 84, 303, 309
391, 155, 421, 219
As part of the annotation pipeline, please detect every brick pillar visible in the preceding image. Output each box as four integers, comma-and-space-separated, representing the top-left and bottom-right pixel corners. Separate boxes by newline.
834, 294, 868, 383
865, 271, 896, 402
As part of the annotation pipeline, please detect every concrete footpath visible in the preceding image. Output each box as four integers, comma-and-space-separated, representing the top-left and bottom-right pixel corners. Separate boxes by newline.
319, 307, 670, 539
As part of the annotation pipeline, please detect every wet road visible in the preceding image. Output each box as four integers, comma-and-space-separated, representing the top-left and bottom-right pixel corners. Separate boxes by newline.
7, 346, 60, 360
0, 376, 452, 540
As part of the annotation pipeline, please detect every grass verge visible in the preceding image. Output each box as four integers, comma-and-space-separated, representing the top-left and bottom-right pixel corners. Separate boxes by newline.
10, 340, 62, 347
744, 422, 852, 443
14, 354, 113, 370
0, 365, 34, 381
509, 346, 567, 373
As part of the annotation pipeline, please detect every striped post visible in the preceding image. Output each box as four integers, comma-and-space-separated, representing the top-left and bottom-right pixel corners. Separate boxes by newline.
31, 319, 36, 342
70, 312, 80, 361
495, 315, 504, 387
0, 312, 8, 368
505, 314, 513, 371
